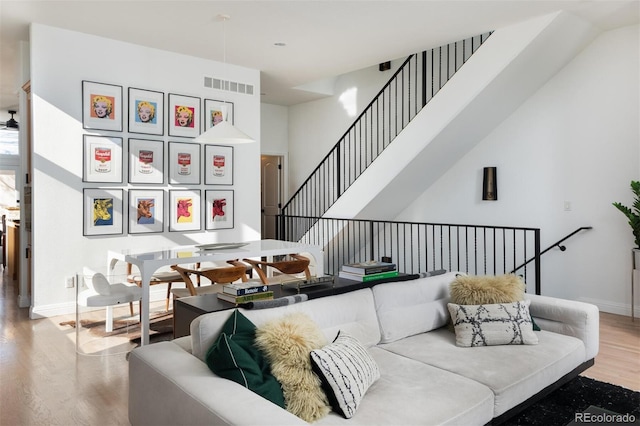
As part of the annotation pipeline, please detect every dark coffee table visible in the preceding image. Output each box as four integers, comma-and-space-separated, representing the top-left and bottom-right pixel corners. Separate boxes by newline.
173, 275, 410, 338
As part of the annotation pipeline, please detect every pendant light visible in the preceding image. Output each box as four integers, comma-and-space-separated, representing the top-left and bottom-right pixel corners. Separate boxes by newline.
195, 14, 254, 144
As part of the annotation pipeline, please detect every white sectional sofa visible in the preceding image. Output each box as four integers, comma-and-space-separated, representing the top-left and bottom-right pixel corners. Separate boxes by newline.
128, 272, 599, 425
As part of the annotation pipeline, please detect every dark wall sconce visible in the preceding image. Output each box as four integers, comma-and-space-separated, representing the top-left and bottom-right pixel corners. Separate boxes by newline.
379, 61, 391, 71
482, 167, 498, 201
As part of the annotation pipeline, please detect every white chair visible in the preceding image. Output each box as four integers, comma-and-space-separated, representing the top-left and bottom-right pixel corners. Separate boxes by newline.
78, 267, 142, 333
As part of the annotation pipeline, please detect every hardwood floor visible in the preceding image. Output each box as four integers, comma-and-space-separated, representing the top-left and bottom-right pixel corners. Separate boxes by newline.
0, 269, 638, 425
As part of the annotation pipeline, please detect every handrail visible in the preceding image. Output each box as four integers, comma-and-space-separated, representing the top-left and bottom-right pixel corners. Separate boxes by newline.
282, 32, 493, 219
511, 226, 593, 279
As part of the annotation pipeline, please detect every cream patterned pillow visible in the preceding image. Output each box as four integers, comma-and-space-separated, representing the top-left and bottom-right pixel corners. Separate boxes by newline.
310, 332, 380, 419
447, 300, 539, 347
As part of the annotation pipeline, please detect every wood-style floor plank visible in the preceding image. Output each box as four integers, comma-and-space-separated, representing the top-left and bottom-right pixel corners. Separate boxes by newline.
1, 271, 638, 425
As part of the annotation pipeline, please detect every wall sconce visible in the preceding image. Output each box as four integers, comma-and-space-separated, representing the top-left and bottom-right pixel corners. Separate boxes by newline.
482, 167, 498, 201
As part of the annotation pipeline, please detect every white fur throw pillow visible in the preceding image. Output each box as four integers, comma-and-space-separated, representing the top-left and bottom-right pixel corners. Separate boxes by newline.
255, 312, 330, 422
448, 300, 539, 347
449, 274, 525, 305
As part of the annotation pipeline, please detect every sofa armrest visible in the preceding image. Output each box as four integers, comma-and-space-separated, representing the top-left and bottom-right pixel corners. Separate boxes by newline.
525, 293, 599, 361
128, 341, 305, 426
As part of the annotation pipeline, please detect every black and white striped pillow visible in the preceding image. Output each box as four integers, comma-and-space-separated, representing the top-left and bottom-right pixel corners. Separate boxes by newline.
310, 332, 380, 419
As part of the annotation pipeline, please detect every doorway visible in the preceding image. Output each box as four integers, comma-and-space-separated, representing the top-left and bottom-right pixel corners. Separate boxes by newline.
260, 155, 284, 239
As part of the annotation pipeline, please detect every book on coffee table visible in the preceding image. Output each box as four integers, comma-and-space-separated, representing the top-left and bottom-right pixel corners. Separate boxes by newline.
217, 291, 274, 304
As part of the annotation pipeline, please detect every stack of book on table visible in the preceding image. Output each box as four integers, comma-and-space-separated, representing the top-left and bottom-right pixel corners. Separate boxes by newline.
217, 282, 274, 304
338, 260, 398, 282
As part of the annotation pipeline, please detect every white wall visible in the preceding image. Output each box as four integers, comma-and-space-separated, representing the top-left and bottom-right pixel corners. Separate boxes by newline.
397, 24, 640, 315
30, 24, 261, 317
288, 60, 402, 195
286, 24, 638, 315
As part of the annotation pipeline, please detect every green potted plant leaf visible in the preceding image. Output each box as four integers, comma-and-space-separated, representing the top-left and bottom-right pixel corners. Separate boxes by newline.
613, 180, 640, 268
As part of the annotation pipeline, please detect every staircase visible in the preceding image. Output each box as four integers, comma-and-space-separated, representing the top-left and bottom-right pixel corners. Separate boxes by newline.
283, 11, 598, 227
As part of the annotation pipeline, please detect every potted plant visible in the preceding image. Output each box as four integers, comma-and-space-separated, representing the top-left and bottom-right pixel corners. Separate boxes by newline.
613, 180, 640, 267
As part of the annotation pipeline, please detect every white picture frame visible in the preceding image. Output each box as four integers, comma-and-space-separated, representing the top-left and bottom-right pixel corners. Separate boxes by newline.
83, 188, 123, 236
204, 144, 233, 185
128, 138, 164, 184
128, 87, 164, 135
129, 189, 164, 234
168, 141, 200, 185
82, 80, 123, 132
83, 135, 123, 183
205, 190, 234, 230
169, 189, 201, 232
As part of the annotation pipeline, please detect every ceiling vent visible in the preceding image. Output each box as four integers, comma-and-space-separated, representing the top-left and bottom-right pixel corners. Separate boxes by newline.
204, 77, 254, 96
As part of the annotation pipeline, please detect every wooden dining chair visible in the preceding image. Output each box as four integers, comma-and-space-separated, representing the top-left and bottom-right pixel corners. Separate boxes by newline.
243, 254, 312, 284
126, 263, 196, 312
170, 260, 252, 303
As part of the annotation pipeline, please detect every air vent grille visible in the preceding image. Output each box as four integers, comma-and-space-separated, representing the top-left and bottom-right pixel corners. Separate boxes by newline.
204, 77, 254, 95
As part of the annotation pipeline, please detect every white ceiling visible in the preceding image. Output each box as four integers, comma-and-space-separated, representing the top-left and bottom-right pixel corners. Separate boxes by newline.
0, 0, 638, 114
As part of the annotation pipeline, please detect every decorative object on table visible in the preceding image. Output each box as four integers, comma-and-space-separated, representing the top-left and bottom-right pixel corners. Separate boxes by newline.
239, 294, 309, 310
482, 166, 498, 200
168, 93, 201, 138
194, 15, 254, 145
204, 144, 233, 185
338, 262, 399, 282
128, 189, 164, 234
168, 141, 201, 184
341, 260, 397, 275
82, 135, 123, 183
222, 281, 269, 296
128, 87, 164, 135
205, 189, 234, 230
280, 275, 335, 293
128, 138, 164, 184
217, 290, 274, 304
203, 98, 233, 129
83, 188, 123, 236
169, 189, 201, 232
82, 80, 123, 132
612, 180, 640, 321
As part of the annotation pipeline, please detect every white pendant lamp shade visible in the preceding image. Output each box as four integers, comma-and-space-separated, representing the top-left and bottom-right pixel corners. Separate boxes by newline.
195, 119, 254, 144
194, 13, 254, 145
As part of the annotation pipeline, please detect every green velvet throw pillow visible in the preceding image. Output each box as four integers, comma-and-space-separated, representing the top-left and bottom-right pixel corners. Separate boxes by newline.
206, 309, 285, 408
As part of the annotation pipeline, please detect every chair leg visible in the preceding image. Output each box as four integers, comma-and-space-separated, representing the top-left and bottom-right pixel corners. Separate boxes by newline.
166, 283, 172, 312
129, 302, 134, 317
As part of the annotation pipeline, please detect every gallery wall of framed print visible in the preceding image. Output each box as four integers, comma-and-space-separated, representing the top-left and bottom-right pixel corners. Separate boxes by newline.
169, 189, 201, 232
129, 189, 164, 234
82, 81, 123, 132
168, 141, 200, 184
128, 138, 164, 184
205, 190, 234, 230
128, 87, 164, 135
204, 144, 233, 185
203, 99, 233, 131
83, 135, 123, 183
168, 93, 201, 138
83, 188, 123, 236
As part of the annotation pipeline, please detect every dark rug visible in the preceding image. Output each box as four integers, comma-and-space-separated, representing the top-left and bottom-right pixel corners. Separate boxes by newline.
502, 376, 640, 425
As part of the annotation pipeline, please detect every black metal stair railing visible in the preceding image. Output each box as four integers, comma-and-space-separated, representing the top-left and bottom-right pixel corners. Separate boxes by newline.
282, 32, 493, 221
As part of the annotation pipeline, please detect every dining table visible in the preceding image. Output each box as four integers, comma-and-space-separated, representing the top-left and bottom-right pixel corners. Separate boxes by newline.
108, 239, 324, 345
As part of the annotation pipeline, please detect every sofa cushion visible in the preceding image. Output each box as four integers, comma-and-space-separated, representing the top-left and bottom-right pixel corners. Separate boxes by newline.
448, 300, 539, 346
191, 288, 381, 361
255, 312, 330, 422
378, 327, 586, 417
310, 332, 380, 419
372, 272, 459, 343
205, 310, 285, 408
449, 274, 525, 305
315, 346, 495, 425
